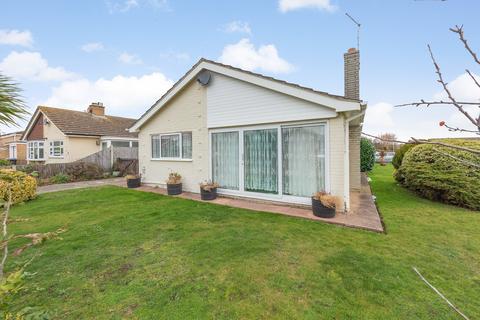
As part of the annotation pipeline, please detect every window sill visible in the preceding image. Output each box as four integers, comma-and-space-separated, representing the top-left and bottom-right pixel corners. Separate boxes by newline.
49, 156, 64, 159
151, 158, 192, 162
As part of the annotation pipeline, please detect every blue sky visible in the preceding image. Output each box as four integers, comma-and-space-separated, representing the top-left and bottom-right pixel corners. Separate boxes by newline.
1, 0, 479, 139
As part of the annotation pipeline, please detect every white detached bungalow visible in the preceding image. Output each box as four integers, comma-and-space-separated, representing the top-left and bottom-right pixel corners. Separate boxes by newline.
129, 48, 366, 211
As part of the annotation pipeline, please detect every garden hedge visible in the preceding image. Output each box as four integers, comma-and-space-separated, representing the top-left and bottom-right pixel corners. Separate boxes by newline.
360, 138, 376, 172
392, 143, 416, 169
395, 139, 480, 210
0, 169, 37, 204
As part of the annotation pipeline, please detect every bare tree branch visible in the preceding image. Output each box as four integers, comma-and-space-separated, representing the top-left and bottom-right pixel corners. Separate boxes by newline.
465, 69, 480, 90
432, 147, 480, 168
450, 25, 480, 65
442, 122, 480, 135
395, 100, 480, 108
361, 132, 480, 155
427, 44, 480, 130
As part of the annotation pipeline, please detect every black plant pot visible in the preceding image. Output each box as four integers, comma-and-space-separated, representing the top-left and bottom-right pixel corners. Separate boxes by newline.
200, 187, 217, 201
167, 183, 182, 195
127, 177, 141, 188
312, 197, 336, 218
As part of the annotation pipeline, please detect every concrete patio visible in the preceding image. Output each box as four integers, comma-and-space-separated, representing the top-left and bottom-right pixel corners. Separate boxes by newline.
125, 174, 383, 232
37, 174, 383, 232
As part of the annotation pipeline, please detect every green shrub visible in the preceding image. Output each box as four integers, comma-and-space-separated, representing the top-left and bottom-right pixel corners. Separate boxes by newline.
49, 173, 71, 184
360, 138, 376, 172
395, 139, 480, 210
392, 143, 416, 169
0, 159, 10, 166
66, 162, 104, 180
0, 169, 37, 204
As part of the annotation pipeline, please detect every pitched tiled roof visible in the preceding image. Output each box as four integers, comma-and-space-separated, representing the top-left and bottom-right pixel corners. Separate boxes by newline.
38, 106, 137, 138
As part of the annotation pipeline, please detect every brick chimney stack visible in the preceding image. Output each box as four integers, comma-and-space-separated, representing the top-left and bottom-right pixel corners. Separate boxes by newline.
87, 102, 105, 116
344, 48, 360, 100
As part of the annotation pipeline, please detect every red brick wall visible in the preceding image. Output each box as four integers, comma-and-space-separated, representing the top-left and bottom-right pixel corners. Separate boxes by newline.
26, 113, 44, 140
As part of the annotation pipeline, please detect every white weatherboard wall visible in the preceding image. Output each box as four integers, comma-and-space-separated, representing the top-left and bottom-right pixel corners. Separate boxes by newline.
206, 73, 337, 128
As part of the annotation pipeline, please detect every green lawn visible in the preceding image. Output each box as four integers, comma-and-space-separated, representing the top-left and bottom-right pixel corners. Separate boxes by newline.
8, 165, 480, 319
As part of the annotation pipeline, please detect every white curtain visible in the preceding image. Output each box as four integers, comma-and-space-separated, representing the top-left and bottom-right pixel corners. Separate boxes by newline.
161, 134, 180, 158
182, 132, 192, 159
212, 132, 239, 190
244, 129, 278, 194
282, 125, 325, 197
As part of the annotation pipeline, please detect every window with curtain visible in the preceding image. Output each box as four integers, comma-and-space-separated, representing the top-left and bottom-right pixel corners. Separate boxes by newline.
151, 132, 192, 160
212, 131, 239, 190
244, 129, 278, 194
27, 141, 45, 160
182, 132, 192, 159
49, 140, 64, 157
282, 125, 325, 197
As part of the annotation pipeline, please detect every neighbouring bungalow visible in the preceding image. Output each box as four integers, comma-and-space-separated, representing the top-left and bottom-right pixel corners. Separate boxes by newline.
21, 103, 138, 164
0, 131, 27, 164
129, 48, 366, 211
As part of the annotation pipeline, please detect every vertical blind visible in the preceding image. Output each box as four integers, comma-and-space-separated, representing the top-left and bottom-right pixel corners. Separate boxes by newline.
212, 132, 239, 190
282, 125, 325, 197
244, 129, 278, 194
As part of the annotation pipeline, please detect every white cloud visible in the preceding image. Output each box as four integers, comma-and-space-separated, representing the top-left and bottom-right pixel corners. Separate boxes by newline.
106, 0, 169, 13
432, 71, 480, 134
219, 38, 294, 74
81, 42, 104, 53
0, 51, 76, 82
118, 52, 142, 65
223, 21, 252, 34
279, 0, 337, 12
0, 29, 33, 47
363, 102, 395, 133
43, 73, 174, 118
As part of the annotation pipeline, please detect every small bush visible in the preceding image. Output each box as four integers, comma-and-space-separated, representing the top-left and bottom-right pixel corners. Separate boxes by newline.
0, 159, 11, 166
360, 138, 376, 172
66, 162, 104, 180
49, 173, 71, 184
0, 169, 37, 204
395, 139, 480, 210
392, 143, 416, 169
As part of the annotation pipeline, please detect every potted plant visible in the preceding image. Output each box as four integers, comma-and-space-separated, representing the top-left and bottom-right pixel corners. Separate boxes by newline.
312, 192, 337, 218
166, 172, 182, 195
126, 174, 141, 188
199, 181, 219, 200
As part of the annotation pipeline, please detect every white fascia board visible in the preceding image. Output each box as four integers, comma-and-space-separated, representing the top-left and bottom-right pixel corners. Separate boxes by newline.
100, 136, 139, 141
129, 60, 361, 132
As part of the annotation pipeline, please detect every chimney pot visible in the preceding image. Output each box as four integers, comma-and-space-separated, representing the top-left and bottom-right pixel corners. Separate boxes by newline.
344, 48, 360, 100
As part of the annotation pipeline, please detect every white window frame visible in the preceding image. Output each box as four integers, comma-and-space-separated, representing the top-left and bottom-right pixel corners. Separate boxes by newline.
208, 120, 330, 205
151, 132, 192, 161
49, 140, 64, 158
27, 141, 45, 161
8, 144, 17, 159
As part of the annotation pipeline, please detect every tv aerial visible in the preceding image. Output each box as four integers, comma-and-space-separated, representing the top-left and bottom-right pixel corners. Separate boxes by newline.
345, 12, 361, 51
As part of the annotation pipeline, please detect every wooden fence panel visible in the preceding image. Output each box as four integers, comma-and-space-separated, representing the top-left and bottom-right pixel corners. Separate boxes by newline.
112, 147, 138, 161
78, 147, 112, 171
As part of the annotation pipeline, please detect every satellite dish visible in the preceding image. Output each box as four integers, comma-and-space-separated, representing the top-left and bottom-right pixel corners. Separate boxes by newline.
197, 71, 211, 86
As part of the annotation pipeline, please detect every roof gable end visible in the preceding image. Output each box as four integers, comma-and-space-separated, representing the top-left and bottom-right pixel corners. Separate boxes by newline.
129, 59, 362, 132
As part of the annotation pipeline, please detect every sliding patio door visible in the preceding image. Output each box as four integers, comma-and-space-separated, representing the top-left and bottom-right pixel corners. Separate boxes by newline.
212, 132, 239, 190
211, 123, 326, 201
244, 129, 278, 194
282, 125, 326, 197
